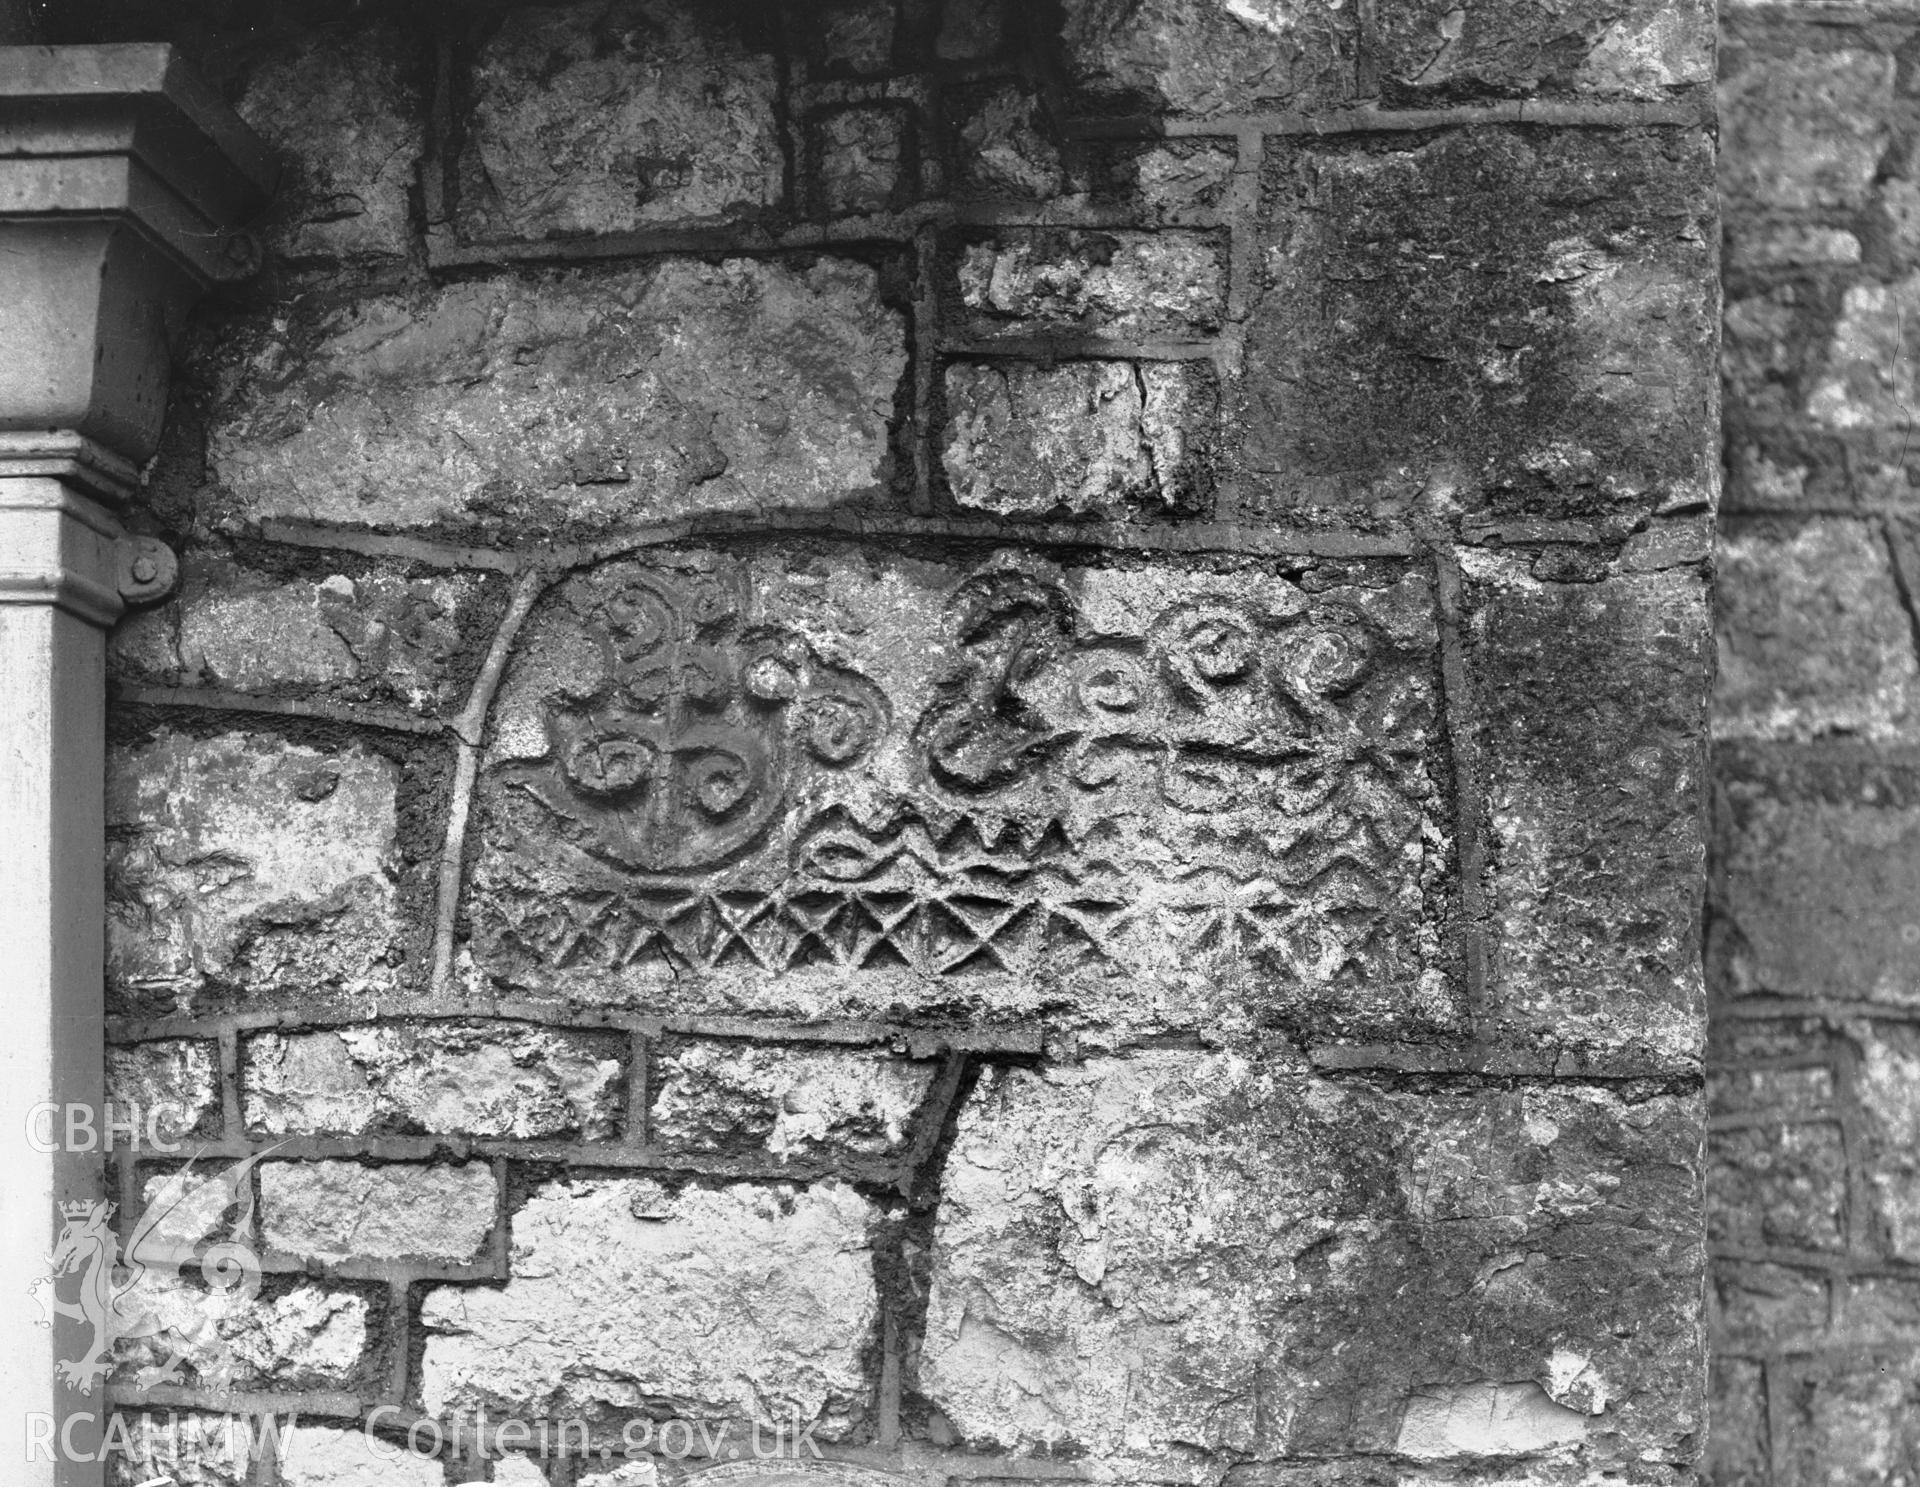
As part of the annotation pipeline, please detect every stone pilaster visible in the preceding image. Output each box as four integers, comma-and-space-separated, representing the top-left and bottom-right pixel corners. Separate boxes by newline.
0, 44, 269, 1485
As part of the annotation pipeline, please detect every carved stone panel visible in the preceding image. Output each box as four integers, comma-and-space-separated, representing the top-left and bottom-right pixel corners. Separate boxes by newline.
467, 548, 1453, 1038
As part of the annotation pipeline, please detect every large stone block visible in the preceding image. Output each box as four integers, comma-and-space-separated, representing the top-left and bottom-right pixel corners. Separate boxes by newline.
206, 260, 906, 541
261, 1161, 499, 1264
237, 19, 424, 261
1374, 0, 1712, 102
111, 555, 497, 718
455, 0, 782, 241
1721, 50, 1895, 211
1712, 1262, 1829, 1353
1713, 753, 1920, 1005
1469, 559, 1711, 1070
650, 1042, 937, 1160
1715, 521, 1920, 741
242, 1024, 625, 1140
1244, 129, 1716, 526
1707, 1123, 1848, 1253
1058, 0, 1359, 117
107, 732, 406, 1015
942, 360, 1216, 518
419, 1178, 878, 1435
919, 1053, 1703, 1465
1773, 1354, 1920, 1487
1705, 1358, 1769, 1487
465, 548, 1450, 1040
1808, 275, 1920, 433
1851, 1023, 1920, 1260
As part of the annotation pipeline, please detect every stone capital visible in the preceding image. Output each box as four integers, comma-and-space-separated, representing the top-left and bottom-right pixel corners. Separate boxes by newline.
0, 43, 276, 464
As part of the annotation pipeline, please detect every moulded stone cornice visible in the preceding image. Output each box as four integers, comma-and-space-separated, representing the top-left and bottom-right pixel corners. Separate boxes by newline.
0, 43, 276, 464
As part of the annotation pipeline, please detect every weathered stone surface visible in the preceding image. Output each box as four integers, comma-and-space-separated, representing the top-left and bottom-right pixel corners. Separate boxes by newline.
237, 19, 423, 260
108, 1412, 251, 1487
1376, 0, 1711, 102
1245, 130, 1716, 525
111, 556, 495, 717
1712, 754, 1920, 1005
207, 260, 906, 541
1710, 1065, 1836, 1122
466, 549, 1449, 1039
104, 1040, 220, 1144
943, 361, 1216, 517
1059, 0, 1357, 117
952, 86, 1065, 200
1774, 1356, 1920, 1487
813, 106, 912, 215
956, 231, 1227, 339
278, 1424, 443, 1487
1707, 1123, 1848, 1253
1723, 286, 1804, 434
1712, 1262, 1830, 1351
261, 1161, 498, 1264
1728, 224, 1862, 270
1469, 559, 1711, 1069
920, 1053, 1703, 1463
1705, 1359, 1769, 1487
1851, 1024, 1920, 1260
939, 0, 1009, 59
1715, 521, 1920, 741
1807, 275, 1920, 432
457, 0, 781, 241
420, 1179, 878, 1434
242, 1024, 625, 1140
107, 732, 404, 1014
1721, 51, 1895, 211
112, 1277, 371, 1392
791, 0, 897, 74
650, 1042, 936, 1160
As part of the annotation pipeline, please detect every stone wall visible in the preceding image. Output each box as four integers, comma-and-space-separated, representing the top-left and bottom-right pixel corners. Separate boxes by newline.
61, 2, 1716, 1484
1709, 1, 1920, 1482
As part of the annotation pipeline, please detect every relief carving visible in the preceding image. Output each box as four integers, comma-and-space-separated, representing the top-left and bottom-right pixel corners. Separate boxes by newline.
472, 551, 1448, 1035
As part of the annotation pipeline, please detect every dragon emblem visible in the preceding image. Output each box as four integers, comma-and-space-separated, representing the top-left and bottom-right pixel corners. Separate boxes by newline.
29, 1152, 272, 1395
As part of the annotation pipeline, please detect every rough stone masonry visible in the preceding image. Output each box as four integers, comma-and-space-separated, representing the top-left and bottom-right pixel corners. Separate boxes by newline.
47, 0, 1716, 1483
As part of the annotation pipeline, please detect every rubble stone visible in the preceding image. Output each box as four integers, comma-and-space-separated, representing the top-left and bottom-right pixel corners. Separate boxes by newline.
104, 1040, 220, 1144
1714, 754, 1920, 1005
457, 0, 781, 240
237, 19, 423, 260
242, 1024, 625, 1140
419, 1179, 878, 1434
112, 557, 492, 717
957, 231, 1227, 339
650, 1043, 936, 1160
111, 1278, 371, 1393
1059, 0, 1358, 117
1715, 521, 1920, 741
1376, 0, 1711, 101
1721, 51, 1895, 211
261, 1162, 498, 1264
106, 733, 403, 1013
943, 360, 1215, 516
